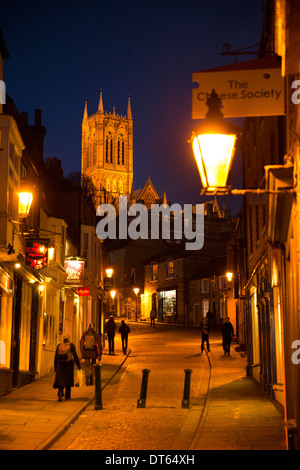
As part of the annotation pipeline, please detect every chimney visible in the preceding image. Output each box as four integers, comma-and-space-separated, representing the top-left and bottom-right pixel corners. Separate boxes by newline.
35, 109, 42, 127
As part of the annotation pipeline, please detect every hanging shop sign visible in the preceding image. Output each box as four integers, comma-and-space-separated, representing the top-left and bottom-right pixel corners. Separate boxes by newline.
25, 239, 49, 270
192, 57, 285, 119
64, 259, 85, 286
78, 286, 90, 296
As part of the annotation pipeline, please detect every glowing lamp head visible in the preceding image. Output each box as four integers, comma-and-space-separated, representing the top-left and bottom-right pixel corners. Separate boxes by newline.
18, 192, 33, 217
226, 272, 233, 282
106, 268, 113, 278
190, 89, 241, 193
110, 290, 116, 299
192, 132, 237, 191
133, 287, 140, 295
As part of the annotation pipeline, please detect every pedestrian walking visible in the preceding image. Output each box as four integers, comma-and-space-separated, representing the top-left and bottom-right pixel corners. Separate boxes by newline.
105, 315, 116, 354
222, 316, 234, 355
206, 310, 214, 329
200, 317, 210, 353
53, 333, 81, 401
150, 308, 157, 326
119, 320, 131, 354
80, 322, 102, 385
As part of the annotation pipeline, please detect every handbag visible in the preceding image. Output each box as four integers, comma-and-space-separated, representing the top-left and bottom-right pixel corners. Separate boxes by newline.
75, 368, 84, 387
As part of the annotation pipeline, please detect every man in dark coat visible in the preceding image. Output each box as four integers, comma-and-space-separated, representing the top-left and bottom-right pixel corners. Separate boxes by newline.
119, 320, 131, 354
80, 323, 102, 385
53, 334, 81, 401
105, 315, 116, 355
222, 316, 234, 355
200, 317, 210, 353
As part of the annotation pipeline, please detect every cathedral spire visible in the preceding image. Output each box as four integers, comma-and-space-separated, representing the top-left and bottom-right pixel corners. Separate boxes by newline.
98, 90, 104, 113
127, 95, 132, 120
83, 101, 88, 121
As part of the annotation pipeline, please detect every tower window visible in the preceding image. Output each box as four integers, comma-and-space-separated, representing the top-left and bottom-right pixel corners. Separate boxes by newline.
105, 131, 113, 164
117, 135, 125, 165
117, 139, 120, 164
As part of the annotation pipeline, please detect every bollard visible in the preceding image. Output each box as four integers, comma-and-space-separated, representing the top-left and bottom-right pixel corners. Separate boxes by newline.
181, 369, 193, 409
94, 363, 103, 410
137, 369, 150, 408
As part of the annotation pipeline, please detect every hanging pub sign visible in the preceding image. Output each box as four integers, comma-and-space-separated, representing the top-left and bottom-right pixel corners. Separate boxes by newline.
25, 239, 49, 270
78, 286, 90, 296
64, 259, 85, 286
192, 56, 285, 119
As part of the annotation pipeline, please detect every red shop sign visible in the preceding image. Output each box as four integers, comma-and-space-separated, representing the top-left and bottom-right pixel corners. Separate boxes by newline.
78, 287, 90, 296
64, 260, 85, 286
26, 240, 49, 270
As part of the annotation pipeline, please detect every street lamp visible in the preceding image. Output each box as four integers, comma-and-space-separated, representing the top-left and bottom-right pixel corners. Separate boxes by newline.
226, 272, 233, 282
106, 268, 114, 278
190, 89, 295, 196
134, 287, 139, 321
18, 191, 33, 218
110, 289, 116, 299
110, 289, 116, 315
190, 89, 241, 195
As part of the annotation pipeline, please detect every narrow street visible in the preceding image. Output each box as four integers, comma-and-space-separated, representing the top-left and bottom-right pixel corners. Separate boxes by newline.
49, 322, 286, 451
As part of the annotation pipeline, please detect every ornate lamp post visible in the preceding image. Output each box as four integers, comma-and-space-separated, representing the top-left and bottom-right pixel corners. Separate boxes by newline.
133, 287, 139, 321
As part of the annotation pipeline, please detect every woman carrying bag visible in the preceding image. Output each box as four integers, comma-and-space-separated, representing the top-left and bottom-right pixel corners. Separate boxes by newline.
53, 333, 82, 401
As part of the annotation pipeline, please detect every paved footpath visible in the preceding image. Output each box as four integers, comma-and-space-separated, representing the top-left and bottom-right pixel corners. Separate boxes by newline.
0, 327, 287, 451
0, 350, 126, 450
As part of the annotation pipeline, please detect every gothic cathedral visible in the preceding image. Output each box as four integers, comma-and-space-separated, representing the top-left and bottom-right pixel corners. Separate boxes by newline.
81, 91, 133, 206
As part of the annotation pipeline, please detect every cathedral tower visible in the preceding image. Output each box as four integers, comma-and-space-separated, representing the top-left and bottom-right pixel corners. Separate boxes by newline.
81, 92, 133, 206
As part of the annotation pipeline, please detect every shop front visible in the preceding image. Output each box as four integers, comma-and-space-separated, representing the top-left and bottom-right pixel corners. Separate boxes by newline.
158, 289, 177, 323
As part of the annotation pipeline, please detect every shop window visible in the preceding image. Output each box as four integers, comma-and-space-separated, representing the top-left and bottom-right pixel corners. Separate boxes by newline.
158, 290, 177, 320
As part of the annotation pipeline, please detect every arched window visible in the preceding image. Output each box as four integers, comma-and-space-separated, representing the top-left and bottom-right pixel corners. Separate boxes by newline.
117, 138, 121, 164
105, 131, 113, 164
117, 134, 124, 165
105, 136, 109, 163
106, 178, 110, 192
122, 140, 125, 165
113, 179, 117, 193
110, 136, 113, 163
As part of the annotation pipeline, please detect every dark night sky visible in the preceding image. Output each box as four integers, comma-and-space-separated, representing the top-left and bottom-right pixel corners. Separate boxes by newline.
1, 0, 263, 215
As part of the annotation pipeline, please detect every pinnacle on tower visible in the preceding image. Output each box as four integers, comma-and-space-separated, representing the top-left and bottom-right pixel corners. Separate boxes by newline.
98, 90, 104, 113
83, 101, 88, 121
127, 95, 132, 120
